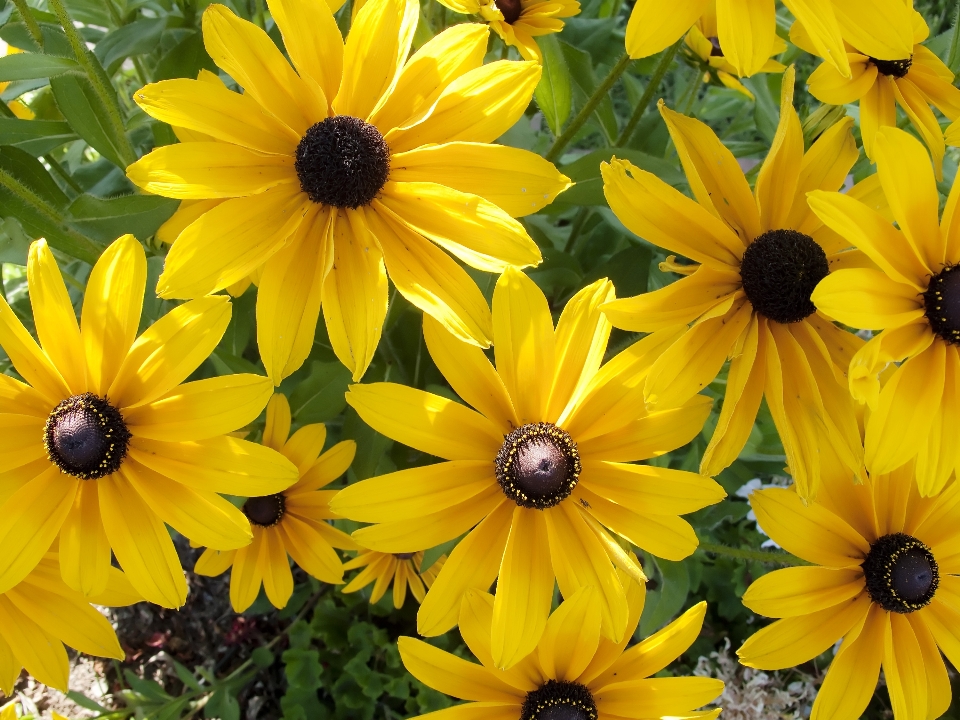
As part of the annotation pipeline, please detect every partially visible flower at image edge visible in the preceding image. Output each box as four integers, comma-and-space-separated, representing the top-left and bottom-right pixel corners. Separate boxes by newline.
127, 0, 572, 385
195, 393, 357, 612
342, 549, 446, 609
0, 235, 299, 608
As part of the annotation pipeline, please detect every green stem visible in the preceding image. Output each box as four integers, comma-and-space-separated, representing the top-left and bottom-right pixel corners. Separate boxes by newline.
562, 207, 590, 253
0, 167, 102, 263
698, 542, 808, 566
47, 0, 137, 167
615, 38, 682, 147
545, 52, 632, 162
44, 153, 84, 193
11, 0, 44, 48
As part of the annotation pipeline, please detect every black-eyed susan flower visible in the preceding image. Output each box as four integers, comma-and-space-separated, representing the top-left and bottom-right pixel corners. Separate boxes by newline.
195, 394, 356, 612
400, 582, 722, 720
0, 235, 298, 608
810, 126, 960, 497
600, 68, 865, 502
683, 2, 785, 100
625, 0, 869, 79
434, 0, 579, 62
331, 269, 724, 669
342, 550, 446, 608
0, 552, 139, 695
738, 461, 960, 720
127, 0, 572, 385
802, 8, 960, 177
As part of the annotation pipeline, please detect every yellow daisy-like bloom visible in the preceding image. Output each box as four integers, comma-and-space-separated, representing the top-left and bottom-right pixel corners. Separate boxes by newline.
331, 268, 724, 669
400, 583, 723, 720
625, 0, 913, 79
342, 550, 446, 608
738, 461, 960, 720
127, 0, 572, 385
0, 235, 298, 608
195, 393, 357, 612
683, 2, 785, 100
600, 68, 865, 502
435, 0, 579, 62
809, 126, 960, 496
802, 10, 960, 179
0, 552, 139, 694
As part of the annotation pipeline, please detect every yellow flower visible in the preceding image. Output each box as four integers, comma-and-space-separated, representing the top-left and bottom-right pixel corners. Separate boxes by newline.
331, 268, 724, 669
195, 393, 356, 612
435, 0, 579, 62
803, 10, 960, 179
342, 550, 446, 608
683, 2, 786, 100
0, 552, 139, 694
400, 583, 723, 720
738, 462, 960, 720
601, 68, 865, 502
0, 235, 298, 608
809, 126, 960, 497
624, 0, 905, 79
127, 0, 572, 384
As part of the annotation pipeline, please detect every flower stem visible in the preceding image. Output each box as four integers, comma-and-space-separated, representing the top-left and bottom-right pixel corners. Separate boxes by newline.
47, 0, 138, 168
615, 37, 682, 147
11, 0, 44, 48
698, 542, 809, 566
545, 52, 632, 162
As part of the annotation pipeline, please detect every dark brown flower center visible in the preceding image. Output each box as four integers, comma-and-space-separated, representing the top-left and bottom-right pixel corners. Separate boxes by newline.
521, 681, 597, 720
495, 423, 581, 509
495, 0, 522, 23
44, 393, 130, 480
739, 229, 829, 324
295, 115, 390, 209
243, 494, 286, 527
870, 56, 912, 78
394, 552, 416, 560
923, 264, 960, 344
862, 533, 939, 613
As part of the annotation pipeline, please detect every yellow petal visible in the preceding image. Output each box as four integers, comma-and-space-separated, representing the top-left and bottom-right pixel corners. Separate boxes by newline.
368, 205, 493, 348
624, 0, 708, 59
129, 435, 298, 496
201, 4, 322, 135
257, 206, 331, 384
279, 517, 344, 583
807, 56, 876, 105
789, 115, 858, 234
0, 415, 47, 473
742, 566, 863, 618
377, 182, 540, 274
371, 24, 489, 133
194, 547, 236, 577
715, 0, 776, 78
738, 593, 871, 669
418, 500, 513, 636
782, 0, 848, 76
263, 393, 291, 450
906, 613, 952, 720
391, 143, 571, 218
99, 472, 188, 608
266, 0, 342, 106
27, 239, 86, 394
748, 487, 869, 567
848, 321, 932, 409
0, 596, 68, 691
832, 0, 914, 61
335, 0, 419, 120
859, 75, 897, 160
156, 198, 225, 245
321, 210, 388, 381
385, 61, 541, 153
600, 158, 744, 270
883, 611, 927, 720
110, 296, 231, 409
134, 78, 300, 155
581, 460, 725, 516
125, 374, 273, 441
755, 67, 803, 230
493, 266, 556, 423
58, 480, 111, 597
260, 527, 293, 608
660, 102, 762, 241
595, 676, 723, 717
157, 184, 308, 299
291, 439, 356, 492
812, 268, 925, 330
916, 347, 960, 496
229, 534, 264, 612
0, 294, 69, 405
538, 587, 602, 681
399, 636, 524, 702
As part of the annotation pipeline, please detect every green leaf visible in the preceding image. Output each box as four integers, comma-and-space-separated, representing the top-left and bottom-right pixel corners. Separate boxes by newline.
96, 18, 167, 68
583, 243, 651, 297
205, 688, 240, 720
0, 52, 78, 81
289, 360, 352, 424
561, 41, 618, 143
743, 75, 778, 143
51, 74, 126, 167
552, 147, 684, 206
534, 35, 572, 137
0, 145, 69, 208
153, 30, 217, 81
948, 0, 960, 72
66, 193, 178, 242
0, 118, 78, 156
639, 557, 690, 635
420, 534, 463, 572
171, 660, 202, 691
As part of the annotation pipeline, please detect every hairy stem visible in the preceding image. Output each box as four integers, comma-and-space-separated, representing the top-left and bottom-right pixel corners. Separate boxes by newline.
11, 0, 44, 47
698, 542, 809, 566
615, 38, 682, 147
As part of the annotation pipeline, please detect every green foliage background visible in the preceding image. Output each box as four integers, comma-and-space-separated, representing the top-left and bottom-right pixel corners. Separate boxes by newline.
2, 0, 960, 716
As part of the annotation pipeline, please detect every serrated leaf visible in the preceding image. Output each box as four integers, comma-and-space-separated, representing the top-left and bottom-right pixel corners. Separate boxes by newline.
534, 35, 572, 137
0, 52, 78, 81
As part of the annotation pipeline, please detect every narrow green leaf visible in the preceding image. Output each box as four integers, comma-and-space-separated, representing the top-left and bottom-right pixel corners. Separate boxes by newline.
289, 360, 352, 424
0, 52, 78, 81
66, 193, 178, 242
534, 35, 572, 137
51, 74, 126, 167
0, 118, 78, 156
950, 0, 960, 72
561, 41, 618, 143
95, 17, 167, 68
